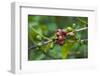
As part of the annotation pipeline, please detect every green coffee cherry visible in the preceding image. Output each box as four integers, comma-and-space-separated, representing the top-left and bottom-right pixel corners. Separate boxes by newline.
36, 35, 42, 40
66, 27, 73, 32
72, 23, 76, 28
37, 42, 42, 47
36, 47, 39, 50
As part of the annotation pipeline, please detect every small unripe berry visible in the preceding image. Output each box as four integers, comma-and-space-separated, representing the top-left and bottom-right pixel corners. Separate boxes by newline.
67, 27, 73, 32
36, 35, 42, 40
58, 36, 64, 40
37, 43, 42, 47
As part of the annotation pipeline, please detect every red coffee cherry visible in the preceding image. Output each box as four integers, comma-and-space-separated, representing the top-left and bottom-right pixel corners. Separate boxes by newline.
62, 30, 67, 36
56, 32, 61, 37
57, 29, 62, 32
56, 29, 67, 45
56, 39, 64, 45
58, 36, 64, 40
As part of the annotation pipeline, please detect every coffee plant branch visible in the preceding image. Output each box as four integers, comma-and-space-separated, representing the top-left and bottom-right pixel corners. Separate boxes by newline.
28, 27, 88, 50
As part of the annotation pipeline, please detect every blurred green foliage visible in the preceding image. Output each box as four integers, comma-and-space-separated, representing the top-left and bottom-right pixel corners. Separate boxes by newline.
28, 15, 88, 60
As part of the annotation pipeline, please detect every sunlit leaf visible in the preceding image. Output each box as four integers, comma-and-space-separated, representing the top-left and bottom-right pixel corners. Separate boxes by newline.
61, 41, 73, 59
48, 44, 62, 58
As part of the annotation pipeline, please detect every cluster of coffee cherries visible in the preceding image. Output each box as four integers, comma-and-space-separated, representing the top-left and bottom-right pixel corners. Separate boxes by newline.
55, 29, 67, 45
55, 27, 76, 45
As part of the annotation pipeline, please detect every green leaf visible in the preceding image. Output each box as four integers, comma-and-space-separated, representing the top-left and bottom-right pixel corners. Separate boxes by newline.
48, 23, 57, 32
48, 44, 62, 59
71, 42, 80, 52
40, 24, 48, 36
32, 27, 42, 36
61, 40, 78, 59
31, 27, 50, 40
28, 26, 38, 46
61, 42, 73, 59
77, 44, 88, 58
61, 44, 68, 59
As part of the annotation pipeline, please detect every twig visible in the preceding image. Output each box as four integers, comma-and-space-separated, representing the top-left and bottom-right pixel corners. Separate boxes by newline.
80, 39, 88, 42
75, 27, 88, 32
28, 40, 53, 50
